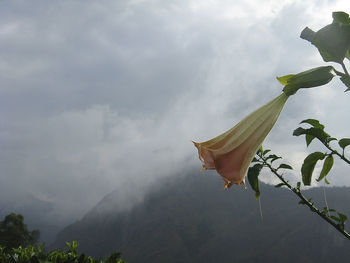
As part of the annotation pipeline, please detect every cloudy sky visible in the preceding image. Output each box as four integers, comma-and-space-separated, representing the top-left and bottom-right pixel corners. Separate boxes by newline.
1, 0, 349, 222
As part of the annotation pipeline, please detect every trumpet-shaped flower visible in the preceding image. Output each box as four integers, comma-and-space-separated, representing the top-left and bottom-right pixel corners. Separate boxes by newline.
193, 92, 289, 188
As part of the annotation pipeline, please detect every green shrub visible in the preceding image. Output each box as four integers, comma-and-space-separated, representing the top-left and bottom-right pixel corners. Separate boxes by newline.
0, 241, 126, 263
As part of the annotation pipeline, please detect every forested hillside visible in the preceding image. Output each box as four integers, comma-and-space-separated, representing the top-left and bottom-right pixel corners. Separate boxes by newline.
52, 172, 350, 263
0, 194, 62, 244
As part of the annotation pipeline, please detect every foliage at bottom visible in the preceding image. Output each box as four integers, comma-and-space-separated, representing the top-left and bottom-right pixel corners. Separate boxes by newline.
0, 241, 126, 263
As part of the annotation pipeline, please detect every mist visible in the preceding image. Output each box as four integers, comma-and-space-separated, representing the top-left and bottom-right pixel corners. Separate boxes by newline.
1, 0, 349, 229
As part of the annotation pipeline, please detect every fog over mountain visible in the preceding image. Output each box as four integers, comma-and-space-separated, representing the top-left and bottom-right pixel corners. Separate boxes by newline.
0, 194, 60, 244
1, 0, 350, 230
52, 172, 350, 263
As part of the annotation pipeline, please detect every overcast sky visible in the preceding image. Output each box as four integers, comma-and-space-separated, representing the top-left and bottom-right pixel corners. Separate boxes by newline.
1, 0, 349, 222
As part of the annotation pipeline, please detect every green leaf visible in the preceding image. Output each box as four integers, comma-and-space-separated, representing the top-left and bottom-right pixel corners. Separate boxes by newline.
339, 138, 350, 150
295, 119, 332, 146
300, 119, 325, 129
247, 164, 263, 199
316, 155, 334, 182
293, 127, 330, 144
297, 182, 301, 189
305, 134, 315, 147
328, 137, 337, 142
340, 75, 350, 91
325, 178, 330, 184
300, 27, 316, 42
337, 212, 348, 223
301, 152, 325, 186
276, 74, 295, 85
298, 199, 307, 205
266, 154, 282, 163
263, 149, 271, 155
297, 119, 325, 146
332, 11, 350, 25
275, 183, 286, 188
311, 23, 350, 63
277, 163, 293, 170
301, 12, 350, 63
321, 207, 328, 214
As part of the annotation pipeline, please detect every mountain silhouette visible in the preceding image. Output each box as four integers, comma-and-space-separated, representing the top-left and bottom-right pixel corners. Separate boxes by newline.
52, 171, 350, 263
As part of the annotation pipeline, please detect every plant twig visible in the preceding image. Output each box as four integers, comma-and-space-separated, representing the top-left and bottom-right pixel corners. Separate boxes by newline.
324, 144, 350, 165
323, 182, 329, 217
257, 155, 350, 240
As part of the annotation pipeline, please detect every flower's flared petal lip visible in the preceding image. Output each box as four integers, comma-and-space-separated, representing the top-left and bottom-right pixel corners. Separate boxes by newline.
192, 141, 216, 170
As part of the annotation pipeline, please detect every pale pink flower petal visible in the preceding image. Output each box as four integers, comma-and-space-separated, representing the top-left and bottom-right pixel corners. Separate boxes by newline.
193, 93, 288, 188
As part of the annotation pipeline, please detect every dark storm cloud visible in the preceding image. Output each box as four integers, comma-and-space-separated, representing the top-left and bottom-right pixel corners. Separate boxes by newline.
0, 0, 214, 118
0, 0, 349, 222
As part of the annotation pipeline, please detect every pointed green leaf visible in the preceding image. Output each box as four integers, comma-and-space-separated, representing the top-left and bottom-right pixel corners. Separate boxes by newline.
296, 120, 328, 146
266, 154, 282, 163
271, 156, 282, 163
248, 164, 263, 199
321, 207, 328, 215
278, 163, 293, 170
337, 212, 348, 223
297, 182, 301, 189
276, 74, 295, 85
316, 155, 334, 182
328, 137, 337, 142
275, 183, 286, 188
293, 127, 306, 137
340, 75, 350, 91
305, 134, 315, 147
332, 11, 350, 25
301, 12, 350, 63
301, 152, 325, 186
311, 23, 350, 63
300, 119, 325, 129
300, 27, 316, 42
339, 138, 350, 149
298, 199, 307, 205
293, 127, 330, 144
325, 178, 330, 184
252, 157, 259, 163
263, 149, 271, 155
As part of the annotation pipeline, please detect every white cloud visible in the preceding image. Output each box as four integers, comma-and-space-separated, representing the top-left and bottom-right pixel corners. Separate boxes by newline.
1, 0, 350, 222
